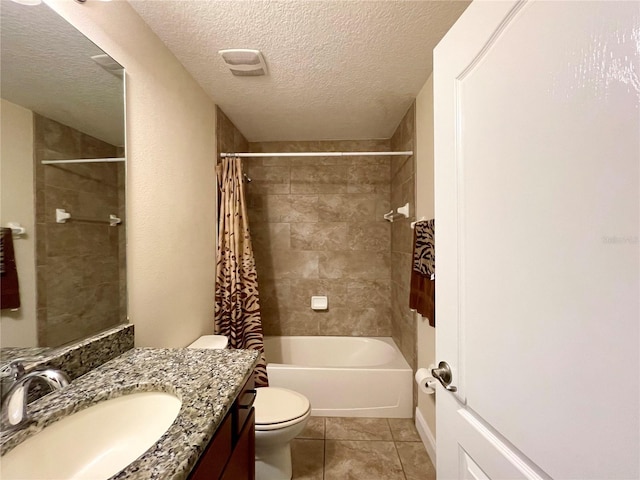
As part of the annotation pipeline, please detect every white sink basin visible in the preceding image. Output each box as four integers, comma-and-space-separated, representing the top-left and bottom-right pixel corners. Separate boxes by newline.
1, 391, 182, 480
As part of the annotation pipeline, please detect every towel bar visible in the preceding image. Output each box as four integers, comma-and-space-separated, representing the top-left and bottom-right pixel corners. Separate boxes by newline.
55, 209, 122, 226
6, 223, 26, 237
411, 217, 428, 229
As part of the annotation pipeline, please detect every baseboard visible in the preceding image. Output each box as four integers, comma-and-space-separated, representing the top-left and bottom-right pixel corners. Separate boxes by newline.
415, 407, 436, 467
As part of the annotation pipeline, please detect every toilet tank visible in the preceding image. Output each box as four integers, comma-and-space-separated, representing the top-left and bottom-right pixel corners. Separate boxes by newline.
188, 335, 228, 349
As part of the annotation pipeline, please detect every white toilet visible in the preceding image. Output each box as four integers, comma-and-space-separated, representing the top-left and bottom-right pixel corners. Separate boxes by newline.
187, 335, 311, 480
254, 386, 311, 480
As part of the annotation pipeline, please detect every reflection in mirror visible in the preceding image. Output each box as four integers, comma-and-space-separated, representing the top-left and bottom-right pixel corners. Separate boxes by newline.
1, 0, 127, 348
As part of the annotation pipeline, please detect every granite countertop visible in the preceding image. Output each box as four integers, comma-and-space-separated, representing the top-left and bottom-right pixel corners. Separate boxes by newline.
0, 347, 259, 480
0, 347, 51, 365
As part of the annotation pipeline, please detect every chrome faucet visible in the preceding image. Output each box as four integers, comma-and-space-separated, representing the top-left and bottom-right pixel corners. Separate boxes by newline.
1, 360, 70, 432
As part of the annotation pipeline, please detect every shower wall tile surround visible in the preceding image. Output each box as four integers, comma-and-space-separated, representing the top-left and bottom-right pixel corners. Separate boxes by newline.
34, 114, 126, 347
243, 140, 393, 337
216, 106, 249, 157
390, 104, 417, 374
215, 107, 416, 354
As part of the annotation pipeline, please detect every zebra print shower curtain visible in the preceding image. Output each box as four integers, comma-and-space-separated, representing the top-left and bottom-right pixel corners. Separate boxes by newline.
215, 156, 269, 387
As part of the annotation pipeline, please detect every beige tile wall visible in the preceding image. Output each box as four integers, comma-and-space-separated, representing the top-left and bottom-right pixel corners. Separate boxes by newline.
216, 106, 249, 157
34, 114, 126, 347
244, 140, 392, 337
389, 104, 417, 374
215, 107, 417, 377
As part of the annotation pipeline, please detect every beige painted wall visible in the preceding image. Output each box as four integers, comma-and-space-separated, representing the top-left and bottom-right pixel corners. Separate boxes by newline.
0, 99, 37, 347
46, 0, 217, 347
415, 75, 436, 436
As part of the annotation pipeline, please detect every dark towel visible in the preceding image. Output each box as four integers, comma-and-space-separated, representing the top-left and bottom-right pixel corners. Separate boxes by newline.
1, 227, 21, 310
409, 220, 435, 326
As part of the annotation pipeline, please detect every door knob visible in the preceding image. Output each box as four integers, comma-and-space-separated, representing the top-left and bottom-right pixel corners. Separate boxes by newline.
431, 361, 457, 392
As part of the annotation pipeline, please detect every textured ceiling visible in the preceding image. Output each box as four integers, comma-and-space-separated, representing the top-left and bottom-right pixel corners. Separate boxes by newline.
129, 0, 470, 142
1, 0, 125, 146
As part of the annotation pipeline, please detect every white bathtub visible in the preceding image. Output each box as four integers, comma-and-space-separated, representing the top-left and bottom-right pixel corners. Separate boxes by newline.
263, 336, 413, 418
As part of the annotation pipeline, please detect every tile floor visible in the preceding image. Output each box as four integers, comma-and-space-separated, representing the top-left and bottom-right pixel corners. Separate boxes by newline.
291, 417, 436, 480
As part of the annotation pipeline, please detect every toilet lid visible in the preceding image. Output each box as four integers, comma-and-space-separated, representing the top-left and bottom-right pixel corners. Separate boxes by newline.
254, 387, 310, 426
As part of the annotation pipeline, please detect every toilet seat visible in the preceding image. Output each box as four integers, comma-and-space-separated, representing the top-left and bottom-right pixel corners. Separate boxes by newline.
254, 387, 311, 431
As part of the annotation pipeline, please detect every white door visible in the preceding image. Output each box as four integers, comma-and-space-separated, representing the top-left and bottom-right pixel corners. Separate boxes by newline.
434, 1, 639, 479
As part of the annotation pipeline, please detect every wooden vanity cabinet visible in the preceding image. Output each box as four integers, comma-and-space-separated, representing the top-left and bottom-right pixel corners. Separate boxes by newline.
189, 376, 256, 480
221, 408, 255, 480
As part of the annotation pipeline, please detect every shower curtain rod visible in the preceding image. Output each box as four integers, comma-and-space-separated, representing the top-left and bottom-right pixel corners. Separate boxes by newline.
41, 157, 125, 165
219, 151, 413, 158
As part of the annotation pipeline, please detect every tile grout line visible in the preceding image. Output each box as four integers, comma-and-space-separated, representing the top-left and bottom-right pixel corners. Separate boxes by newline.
322, 437, 326, 480
295, 417, 428, 480
388, 418, 409, 480
394, 440, 409, 480
322, 417, 326, 480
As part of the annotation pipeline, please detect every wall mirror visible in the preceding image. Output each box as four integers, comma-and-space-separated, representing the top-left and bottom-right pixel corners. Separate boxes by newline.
0, 0, 127, 350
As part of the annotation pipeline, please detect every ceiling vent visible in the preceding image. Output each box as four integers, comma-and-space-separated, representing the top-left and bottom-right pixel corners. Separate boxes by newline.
218, 49, 267, 77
